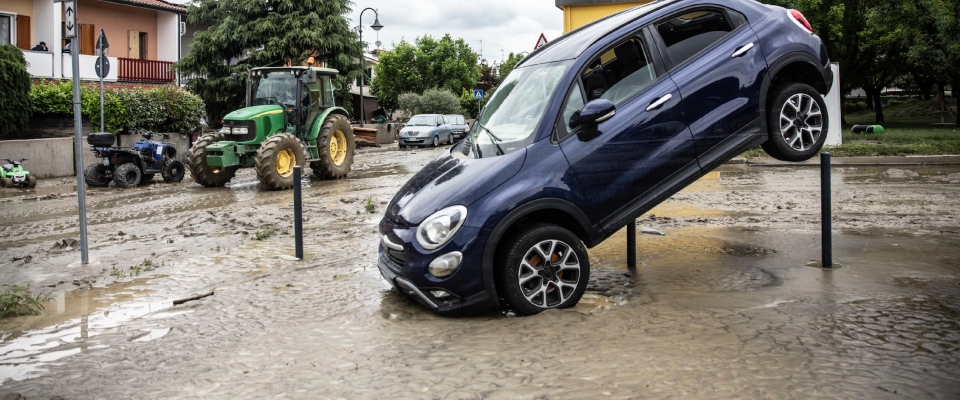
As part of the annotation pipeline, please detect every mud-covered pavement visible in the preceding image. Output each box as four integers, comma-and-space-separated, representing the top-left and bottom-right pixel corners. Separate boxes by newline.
1, 146, 959, 399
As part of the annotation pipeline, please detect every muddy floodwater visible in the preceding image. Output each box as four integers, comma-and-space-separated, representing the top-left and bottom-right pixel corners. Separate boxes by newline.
1, 146, 959, 399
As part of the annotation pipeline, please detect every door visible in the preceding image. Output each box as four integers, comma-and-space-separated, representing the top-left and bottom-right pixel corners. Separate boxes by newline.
79, 23, 95, 55
128, 30, 140, 58
653, 8, 766, 162
558, 34, 699, 230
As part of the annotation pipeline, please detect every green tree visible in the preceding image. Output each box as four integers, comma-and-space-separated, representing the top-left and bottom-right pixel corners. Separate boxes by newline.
498, 52, 526, 81
175, 0, 362, 125
371, 34, 480, 110
0, 45, 32, 137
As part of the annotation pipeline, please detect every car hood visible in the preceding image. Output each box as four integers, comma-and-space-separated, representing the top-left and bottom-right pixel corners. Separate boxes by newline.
401, 126, 433, 134
385, 149, 527, 226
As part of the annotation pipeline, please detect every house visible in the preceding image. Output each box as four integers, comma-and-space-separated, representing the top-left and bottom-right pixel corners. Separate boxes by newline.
346, 53, 380, 122
555, 0, 652, 33
1, 0, 186, 84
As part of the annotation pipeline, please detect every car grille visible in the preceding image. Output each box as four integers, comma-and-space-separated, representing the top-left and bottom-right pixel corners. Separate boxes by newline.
381, 250, 403, 272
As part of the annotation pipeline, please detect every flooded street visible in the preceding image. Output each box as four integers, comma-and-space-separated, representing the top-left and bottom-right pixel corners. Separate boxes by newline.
1, 146, 959, 399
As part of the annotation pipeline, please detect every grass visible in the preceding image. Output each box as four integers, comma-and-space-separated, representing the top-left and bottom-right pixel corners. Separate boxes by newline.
1, 284, 48, 318
743, 98, 959, 157
365, 197, 376, 213
255, 228, 276, 241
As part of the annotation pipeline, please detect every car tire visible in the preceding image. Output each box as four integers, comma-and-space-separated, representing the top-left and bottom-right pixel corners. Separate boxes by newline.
114, 163, 142, 188
188, 133, 239, 187
432, 136, 439, 147
495, 223, 590, 316
761, 82, 829, 162
84, 163, 111, 187
162, 159, 185, 182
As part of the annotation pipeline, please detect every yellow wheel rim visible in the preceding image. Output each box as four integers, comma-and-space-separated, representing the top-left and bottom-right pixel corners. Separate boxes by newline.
330, 129, 347, 166
276, 148, 296, 177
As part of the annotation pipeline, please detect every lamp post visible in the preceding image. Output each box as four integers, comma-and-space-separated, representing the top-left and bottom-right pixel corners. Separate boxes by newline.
358, 7, 383, 127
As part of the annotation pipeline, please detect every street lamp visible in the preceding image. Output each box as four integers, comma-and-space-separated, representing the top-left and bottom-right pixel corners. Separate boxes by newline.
358, 7, 383, 127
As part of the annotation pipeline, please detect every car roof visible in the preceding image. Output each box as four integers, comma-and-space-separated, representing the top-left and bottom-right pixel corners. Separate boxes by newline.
521, 0, 681, 67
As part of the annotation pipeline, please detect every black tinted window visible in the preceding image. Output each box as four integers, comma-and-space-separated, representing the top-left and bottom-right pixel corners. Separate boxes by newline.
657, 10, 734, 66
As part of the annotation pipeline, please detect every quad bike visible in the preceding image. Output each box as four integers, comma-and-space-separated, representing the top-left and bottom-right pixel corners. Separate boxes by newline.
0, 158, 36, 188
85, 128, 186, 188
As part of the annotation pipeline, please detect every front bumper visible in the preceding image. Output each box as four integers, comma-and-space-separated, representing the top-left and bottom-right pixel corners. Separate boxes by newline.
377, 222, 498, 315
398, 136, 433, 147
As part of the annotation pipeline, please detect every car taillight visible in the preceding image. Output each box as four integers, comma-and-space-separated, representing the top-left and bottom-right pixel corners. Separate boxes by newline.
790, 9, 814, 33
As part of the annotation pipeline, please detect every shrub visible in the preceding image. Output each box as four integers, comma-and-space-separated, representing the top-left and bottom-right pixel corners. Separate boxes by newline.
419, 88, 462, 115
397, 92, 421, 121
0, 45, 32, 137
459, 89, 480, 119
31, 81, 127, 133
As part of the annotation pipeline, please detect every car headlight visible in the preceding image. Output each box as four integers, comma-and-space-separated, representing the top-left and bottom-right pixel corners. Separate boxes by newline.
219, 126, 231, 134
233, 127, 248, 135
416, 206, 467, 250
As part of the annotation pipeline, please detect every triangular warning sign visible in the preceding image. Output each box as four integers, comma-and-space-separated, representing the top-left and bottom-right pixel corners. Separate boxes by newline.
534, 33, 548, 50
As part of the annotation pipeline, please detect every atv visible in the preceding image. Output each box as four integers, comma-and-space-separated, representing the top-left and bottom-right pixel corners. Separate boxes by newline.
85, 128, 186, 188
0, 158, 36, 188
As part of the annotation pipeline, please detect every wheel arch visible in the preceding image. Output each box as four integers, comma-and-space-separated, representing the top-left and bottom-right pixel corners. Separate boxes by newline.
308, 107, 352, 141
759, 52, 831, 138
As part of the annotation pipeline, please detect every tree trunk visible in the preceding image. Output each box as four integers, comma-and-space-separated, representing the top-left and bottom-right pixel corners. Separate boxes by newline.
952, 74, 959, 127
872, 89, 885, 123
937, 82, 947, 112
866, 89, 874, 109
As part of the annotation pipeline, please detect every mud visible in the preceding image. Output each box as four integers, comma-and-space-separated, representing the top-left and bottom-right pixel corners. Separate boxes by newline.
1, 145, 959, 398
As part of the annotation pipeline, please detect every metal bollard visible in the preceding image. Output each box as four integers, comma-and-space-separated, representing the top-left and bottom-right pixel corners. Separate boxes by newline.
294, 166, 303, 260
627, 220, 637, 269
821, 152, 832, 268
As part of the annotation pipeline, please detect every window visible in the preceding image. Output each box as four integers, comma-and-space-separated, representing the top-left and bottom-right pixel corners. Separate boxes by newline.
581, 37, 656, 105
355, 67, 372, 87
657, 10, 734, 67
0, 14, 12, 46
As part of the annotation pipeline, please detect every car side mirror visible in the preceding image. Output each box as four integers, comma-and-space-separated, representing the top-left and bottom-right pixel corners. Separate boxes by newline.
579, 99, 616, 126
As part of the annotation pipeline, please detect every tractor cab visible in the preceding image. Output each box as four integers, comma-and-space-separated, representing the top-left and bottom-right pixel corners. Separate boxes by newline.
245, 67, 338, 137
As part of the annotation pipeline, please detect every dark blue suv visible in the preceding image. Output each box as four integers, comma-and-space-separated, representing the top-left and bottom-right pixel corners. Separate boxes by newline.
378, 0, 833, 316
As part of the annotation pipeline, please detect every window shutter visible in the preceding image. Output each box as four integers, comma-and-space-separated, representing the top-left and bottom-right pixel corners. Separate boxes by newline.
80, 24, 95, 55
16, 15, 30, 50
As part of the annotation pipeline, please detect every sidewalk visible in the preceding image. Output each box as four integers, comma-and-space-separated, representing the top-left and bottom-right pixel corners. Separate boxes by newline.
741, 155, 960, 167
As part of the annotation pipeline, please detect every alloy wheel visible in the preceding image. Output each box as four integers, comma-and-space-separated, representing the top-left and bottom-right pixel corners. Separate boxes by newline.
779, 93, 823, 151
517, 239, 582, 308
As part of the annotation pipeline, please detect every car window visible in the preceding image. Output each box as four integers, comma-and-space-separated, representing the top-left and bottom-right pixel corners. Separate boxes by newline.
560, 84, 586, 137
657, 10, 734, 67
580, 37, 656, 105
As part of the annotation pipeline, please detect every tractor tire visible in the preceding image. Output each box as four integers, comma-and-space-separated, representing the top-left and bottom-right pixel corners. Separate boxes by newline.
114, 163, 142, 188
162, 159, 185, 182
310, 114, 355, 179
188, 133, 238, 187
26, 175, 36, 189
84, 164, 112, 187
256, 133, 305, 190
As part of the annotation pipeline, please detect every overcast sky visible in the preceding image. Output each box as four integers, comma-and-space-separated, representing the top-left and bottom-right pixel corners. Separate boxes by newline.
167, 0, 565, 65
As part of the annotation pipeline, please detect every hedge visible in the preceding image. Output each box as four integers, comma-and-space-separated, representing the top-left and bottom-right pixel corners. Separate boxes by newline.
30, 82, 206, 134
0, 45, 32, 137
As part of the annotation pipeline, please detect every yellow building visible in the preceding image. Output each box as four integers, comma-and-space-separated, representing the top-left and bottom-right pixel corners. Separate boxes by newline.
556, 0, 654, 33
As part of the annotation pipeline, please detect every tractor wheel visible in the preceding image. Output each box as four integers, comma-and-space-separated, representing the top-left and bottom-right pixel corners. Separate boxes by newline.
162, 159, 185, 182
26, 175, 36, 189
310, 114, 354, 179
188, 133, 238, 187
114, 163, 142, 188
256, 133, 305, 190
84, 164, 112, 187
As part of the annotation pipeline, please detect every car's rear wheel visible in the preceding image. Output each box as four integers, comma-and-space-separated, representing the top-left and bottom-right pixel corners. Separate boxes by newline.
495, 223, 590, 316
761, 83, 829, 162
114, 162, 142, 188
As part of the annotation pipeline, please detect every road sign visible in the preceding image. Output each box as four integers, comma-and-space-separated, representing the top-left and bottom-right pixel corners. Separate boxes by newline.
535, 33, 548, 50
95, 56, 110, 78
64, 1, 77, 39
473, 89, 484, 100
95, 29, 109, 56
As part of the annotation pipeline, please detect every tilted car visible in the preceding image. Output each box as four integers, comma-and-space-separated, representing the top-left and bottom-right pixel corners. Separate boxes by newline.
378, 0, 832, 316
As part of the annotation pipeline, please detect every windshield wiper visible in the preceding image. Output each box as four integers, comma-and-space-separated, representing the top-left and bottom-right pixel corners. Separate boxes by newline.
475, 122, 504, 156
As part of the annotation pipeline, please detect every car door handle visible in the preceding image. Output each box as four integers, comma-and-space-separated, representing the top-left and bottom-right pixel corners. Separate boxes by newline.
646, 94, 673, 112
731, 42, 755, 58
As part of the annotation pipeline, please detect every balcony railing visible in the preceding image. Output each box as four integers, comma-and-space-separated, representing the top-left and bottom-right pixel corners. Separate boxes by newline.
118, 58, 175, 83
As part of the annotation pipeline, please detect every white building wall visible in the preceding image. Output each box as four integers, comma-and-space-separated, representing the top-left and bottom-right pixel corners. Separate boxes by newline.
156, 12, 179, 62
33, 0, 61, 77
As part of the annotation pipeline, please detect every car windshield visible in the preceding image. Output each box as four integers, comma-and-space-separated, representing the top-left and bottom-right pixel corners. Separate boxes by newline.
251, 71, 299, 107
456, 61, 571, 159
407, 115, 436, 126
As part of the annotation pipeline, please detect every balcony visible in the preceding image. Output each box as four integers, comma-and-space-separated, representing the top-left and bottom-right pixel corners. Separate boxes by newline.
118, 58, 176, 83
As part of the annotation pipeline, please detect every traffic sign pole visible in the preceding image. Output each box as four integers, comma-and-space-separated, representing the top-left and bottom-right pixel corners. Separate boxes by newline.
64, 0, 89, 264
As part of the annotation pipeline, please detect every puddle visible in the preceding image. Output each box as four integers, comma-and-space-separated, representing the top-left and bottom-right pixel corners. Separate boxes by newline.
570, 292, 623, 314
0, 277, 186, 385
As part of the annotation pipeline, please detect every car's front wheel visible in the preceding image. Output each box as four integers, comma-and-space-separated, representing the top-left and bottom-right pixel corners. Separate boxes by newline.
495, 223, 590, 316
432, 136, 439, 147
761, 82, 829, 162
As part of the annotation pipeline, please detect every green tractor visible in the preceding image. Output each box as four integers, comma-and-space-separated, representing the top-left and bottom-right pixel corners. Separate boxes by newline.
188, 66, 355, 190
